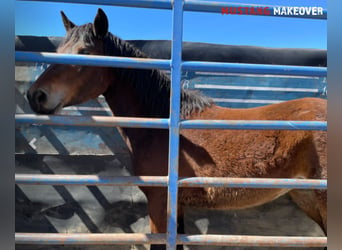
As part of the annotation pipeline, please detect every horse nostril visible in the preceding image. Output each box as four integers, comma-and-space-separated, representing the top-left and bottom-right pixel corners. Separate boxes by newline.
33, 89, 48, 106
27, 88, 58, 114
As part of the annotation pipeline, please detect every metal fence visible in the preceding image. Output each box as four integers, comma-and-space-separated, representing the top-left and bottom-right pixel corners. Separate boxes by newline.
15, 0, 327, 249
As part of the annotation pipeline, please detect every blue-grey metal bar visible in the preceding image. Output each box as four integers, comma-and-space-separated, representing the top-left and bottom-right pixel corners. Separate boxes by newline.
177, 235, 327, 247
15, 52, 327, 77
15, 51, 171, 70
180, 120, 327, 131
15, 174, 327, 190
17, 0, 327, 19
16, 174, 169, 186
15, 114, 170, 129
178, 177, 327, 189
16, 233, 166, 245
182, 61, 327, 76
18, 0, 172, 9
167, 0, 183, 249
15, 114, 327, 131
15, 233, 327, 247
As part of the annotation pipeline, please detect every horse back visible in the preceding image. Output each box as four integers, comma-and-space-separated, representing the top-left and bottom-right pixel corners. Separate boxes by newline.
179, 97, 327, 179
189, 97, 326, 121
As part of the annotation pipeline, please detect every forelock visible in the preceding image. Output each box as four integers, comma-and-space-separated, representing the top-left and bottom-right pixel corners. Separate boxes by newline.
60, 23, 96, 49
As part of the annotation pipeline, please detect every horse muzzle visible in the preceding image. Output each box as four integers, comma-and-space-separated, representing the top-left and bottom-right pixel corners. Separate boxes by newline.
27, 88, 61, 114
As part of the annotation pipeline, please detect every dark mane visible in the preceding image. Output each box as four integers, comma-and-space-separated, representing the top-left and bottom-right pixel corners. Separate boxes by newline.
61, 23, 212, 118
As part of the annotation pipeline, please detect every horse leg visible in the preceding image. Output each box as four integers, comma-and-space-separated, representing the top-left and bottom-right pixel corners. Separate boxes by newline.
177, 212, 185, 234
311, 131, 327, 235
176, 209, 185, 250
314, 189, 327, 234
289, 189, 327, 250
144, 188, 167, 250
290, 131, 327, 236
144, 187, 185, 250
316, 191, 328, 250
289, 189, 326, 235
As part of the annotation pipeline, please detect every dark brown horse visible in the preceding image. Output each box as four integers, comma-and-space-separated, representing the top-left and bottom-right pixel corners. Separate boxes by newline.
26, 9, 327, 249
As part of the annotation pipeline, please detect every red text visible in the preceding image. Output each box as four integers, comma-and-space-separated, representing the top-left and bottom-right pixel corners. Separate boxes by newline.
221, 7, 271, 15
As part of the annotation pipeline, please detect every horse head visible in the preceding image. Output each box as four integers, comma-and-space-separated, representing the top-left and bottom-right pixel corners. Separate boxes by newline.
27, 9, 111, 114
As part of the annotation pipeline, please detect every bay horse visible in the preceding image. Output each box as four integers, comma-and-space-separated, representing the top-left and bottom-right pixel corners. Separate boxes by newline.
26, 9, 327, 249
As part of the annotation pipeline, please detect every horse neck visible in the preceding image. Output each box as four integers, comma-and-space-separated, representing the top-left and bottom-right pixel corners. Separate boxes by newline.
101, 34, 213, 149
102, 34, 171, 119
103, 78, 169, 153
99, 36, 173, 152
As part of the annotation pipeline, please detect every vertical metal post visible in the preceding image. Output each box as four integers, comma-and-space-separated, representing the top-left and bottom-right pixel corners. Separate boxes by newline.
167, 0, 184, 249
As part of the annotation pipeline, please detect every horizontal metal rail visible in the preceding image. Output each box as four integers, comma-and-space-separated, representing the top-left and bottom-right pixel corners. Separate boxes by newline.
16, 175, 169, 187
17, 0, 327, 19
178, 177, 327, 189
182, 61, 327, 77
15, 52, 327, 77
15, 233, 327, 247
15, 114, 327, 131
15, 174, 327, 189
180, 120, 327, 130
15, 51, 171, 70
15, 114, 170, 129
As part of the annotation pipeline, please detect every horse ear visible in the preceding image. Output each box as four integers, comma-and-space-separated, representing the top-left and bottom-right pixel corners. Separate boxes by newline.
93, 8, 108, 39
61, 11, 76, 32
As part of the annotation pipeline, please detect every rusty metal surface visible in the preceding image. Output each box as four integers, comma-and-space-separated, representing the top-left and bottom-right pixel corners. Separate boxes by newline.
15, 233, 327, 247
16, 174, 327, 190
180, 119, 327, 130
16, 233, 164, 245
16, 174, 168, 187
178, 234, 327, 247
16, 114, 327, 131
178, 177, 327, 189
15, 114, 170, 129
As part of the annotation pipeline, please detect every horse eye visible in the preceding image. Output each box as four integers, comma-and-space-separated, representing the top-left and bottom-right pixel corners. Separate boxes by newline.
79, 49, 90, 55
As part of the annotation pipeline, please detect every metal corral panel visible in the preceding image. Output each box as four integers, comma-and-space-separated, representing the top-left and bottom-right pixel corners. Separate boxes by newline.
15, 1, 327, 247
15, 61, 326, 155
15, 155, 325, 250
185, 72, 326, 108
